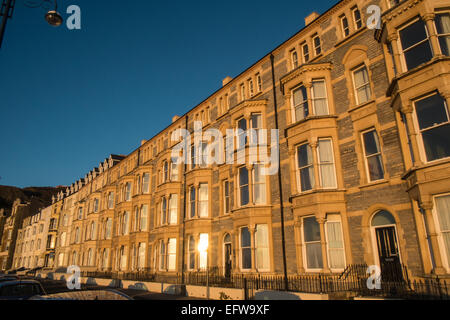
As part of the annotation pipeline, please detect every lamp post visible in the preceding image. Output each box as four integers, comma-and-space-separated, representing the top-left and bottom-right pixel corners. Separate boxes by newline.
0, 0, 62, 50
198, 236, 209, 300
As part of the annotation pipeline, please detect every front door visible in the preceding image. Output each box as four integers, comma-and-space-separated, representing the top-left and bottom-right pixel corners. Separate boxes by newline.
224, 243, 232, 278
375, 227, 403, 282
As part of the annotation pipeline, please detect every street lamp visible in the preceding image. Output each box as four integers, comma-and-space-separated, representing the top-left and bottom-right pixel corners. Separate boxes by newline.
198, 236, 209, 300
0, 0, 62, 49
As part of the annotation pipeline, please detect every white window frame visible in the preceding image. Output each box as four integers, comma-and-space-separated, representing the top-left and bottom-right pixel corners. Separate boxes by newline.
302, 215, 323, 272
240, 227, 252, 271
361, 128, 385, 182
296, 142, 315, 193
412, 92, 450, 163
317, 138, 337, 189
313, 35, 321, 56
302, 42, 310, 63
432, 193, 450, 271
397, 17, 431, 72
340, 15, 350, 37
325, 215, 346, 271
352, 7, 362, 30
352, 64, 372, 105
311, 79, 329, 116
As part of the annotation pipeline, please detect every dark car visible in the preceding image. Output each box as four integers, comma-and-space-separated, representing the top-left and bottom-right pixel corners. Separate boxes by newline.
0, 280, 46, 300
0, 275, 19, 283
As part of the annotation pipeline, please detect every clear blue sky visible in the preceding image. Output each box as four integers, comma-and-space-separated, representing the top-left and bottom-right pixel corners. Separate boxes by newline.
0, 0, 337, 188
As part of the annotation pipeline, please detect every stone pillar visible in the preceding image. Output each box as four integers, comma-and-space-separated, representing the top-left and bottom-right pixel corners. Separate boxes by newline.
310, 139, 320, 189
249, 225, 257, 272
421, 201, 446, 275
387, 33, 402, 75
318, 218, 330, 273
294, 218, 305, 274
422, 13, 442, 58
401, 105, 423, 166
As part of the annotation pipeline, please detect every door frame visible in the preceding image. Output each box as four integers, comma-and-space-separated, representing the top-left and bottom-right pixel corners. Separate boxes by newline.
223, 234, 232, 276
370, 222, 403, 268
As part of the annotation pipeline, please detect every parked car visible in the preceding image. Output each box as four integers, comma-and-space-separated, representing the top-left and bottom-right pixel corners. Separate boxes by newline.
0, 280, 46, 300
0, 275, 19, 283
29, 289, 133, 300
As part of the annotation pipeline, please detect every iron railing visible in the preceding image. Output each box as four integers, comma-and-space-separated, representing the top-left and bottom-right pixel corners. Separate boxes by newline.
78, 265, 450, 300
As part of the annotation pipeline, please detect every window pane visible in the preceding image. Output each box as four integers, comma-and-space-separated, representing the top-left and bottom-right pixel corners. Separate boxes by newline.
400, 20, 428, 49
256, 225, 269, 270
327, 221, 345, 269
435, 195, 450, 267
363, 130, 381, 156
422, 124, 450, 161
304, 217, 321, 242
318, 139, 336, 188
242, 248, 252, 269
436, 13, 450, 55
239, 167, 249, 206
415, 94, 448, 130
367, 155, 385, 180
306, 243, 323, 269
241, 227, 251, 247
298, 144, 313, 168
312, 80, 328, 115
403, 41, 433, 70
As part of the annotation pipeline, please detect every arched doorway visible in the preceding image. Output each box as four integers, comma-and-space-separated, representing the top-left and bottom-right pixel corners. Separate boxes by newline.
371, 210, 403, 281
223, 234, 232, 279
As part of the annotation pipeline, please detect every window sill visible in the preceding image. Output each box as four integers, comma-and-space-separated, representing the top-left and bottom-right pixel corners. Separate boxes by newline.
348, 99, 376, 113
359, 179, 389, 190
334, 26, 366, 48
286, 114, 338, 131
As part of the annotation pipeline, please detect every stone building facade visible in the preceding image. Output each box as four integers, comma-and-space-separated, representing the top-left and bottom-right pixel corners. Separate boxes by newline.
3, 0, 450, 280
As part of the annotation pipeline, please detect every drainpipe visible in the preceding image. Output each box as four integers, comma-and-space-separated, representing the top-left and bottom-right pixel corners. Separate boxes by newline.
270, 53, 289, 291
180, 115, 189, 292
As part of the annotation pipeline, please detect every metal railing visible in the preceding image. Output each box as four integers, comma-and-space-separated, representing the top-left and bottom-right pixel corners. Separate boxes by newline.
79, 265, 450, 300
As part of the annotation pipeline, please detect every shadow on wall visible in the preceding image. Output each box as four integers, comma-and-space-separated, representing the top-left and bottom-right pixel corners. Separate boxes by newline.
128, 283, 148, 291
253, 291, 301, 300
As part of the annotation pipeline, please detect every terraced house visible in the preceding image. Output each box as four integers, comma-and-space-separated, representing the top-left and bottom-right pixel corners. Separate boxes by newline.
5, 0, 450, 284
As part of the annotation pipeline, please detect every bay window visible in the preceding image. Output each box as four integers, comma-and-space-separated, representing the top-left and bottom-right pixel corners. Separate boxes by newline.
312, 80, 328, 115
142, 173, 150, 193
252, 164, 266, 204
198, 184, 209, 218
292, 85, 309, 122
240, 227, 252, 270
161, 197, 167, 225
140, 205, 148, 231
297, 143, 315, 192
414, 93, 450, 162
318, 139, 337, 188
189, 186, 196, 218
292, 79, 329, 123
399, 18, 433, 71
188, 236, 196, 270
255, 224, 270, 271
434, 194, 450, 269
435, 13, 450, 56
326, 214, 345, 270
199, 233, 208, 270
239, 167, 250, 206
167, 239, 177, 271
303, 216, 323, 270
237, 118, 248, 149
169, 194, 178, 224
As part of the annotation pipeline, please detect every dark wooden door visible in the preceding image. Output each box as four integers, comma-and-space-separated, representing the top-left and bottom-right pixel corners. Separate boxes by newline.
224, 243, 232, 278
375, 227, 403, 282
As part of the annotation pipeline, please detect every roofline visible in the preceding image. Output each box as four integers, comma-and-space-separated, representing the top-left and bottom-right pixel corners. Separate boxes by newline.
127, 0, 345, 157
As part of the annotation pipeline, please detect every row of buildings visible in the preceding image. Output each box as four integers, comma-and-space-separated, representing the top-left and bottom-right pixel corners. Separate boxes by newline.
1, 0, 449, 282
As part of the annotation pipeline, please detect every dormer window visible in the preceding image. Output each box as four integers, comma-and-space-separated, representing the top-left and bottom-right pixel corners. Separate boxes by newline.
340, 15, 350, 37
291, 49, 299, 69
313, 35, 321, 56
352, 7, 362, 30
302, 43, 310, 63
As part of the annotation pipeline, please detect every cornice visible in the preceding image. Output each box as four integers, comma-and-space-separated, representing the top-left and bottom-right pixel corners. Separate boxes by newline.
280, 62, 332, 87
383, 0, 424, 22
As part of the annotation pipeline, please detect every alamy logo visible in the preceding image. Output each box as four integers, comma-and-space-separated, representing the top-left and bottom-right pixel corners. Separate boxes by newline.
366, 265, 382, 290
170, 121, 280, 176
66, 265, 81, 290
366, 5, 382, 30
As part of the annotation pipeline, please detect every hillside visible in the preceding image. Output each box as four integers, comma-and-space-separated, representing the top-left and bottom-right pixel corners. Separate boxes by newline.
0, 185, 66, 216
